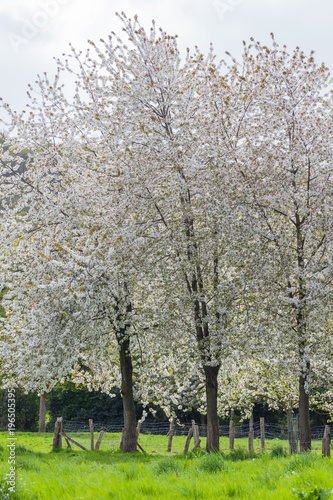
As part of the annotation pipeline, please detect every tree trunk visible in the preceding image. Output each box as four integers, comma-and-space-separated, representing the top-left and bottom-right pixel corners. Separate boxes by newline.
294, 217, 311, 453
204, 365, 220, 452
299, 373, 311, 452
119, 337, 137, 453
114, 290, 137, 454
38, 392, 46, 433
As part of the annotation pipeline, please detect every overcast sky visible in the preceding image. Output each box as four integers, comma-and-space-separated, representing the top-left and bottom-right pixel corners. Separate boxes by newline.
0, 0, 332, 116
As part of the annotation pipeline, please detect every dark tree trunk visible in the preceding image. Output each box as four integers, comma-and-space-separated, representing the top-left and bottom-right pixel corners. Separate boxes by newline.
119, 336, 137, 453
299, 373, 311, 452
178, 174, 221, 452
113, 290, 137, 453
38, 392, 46, 433
294, 209, 311, 452
204, 365, 220, 452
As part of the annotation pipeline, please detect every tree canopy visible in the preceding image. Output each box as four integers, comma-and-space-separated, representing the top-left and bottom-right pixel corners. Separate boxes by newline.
1, 15, 333, 452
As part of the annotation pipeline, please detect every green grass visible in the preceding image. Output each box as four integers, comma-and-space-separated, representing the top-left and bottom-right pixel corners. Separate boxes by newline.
0, 432, 332, 499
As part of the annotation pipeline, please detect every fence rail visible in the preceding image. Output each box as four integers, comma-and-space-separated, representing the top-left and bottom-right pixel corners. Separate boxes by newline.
62, 419, 332, 441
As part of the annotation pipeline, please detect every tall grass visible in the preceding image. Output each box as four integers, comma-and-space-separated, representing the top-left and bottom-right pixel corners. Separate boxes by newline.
0, 432, 331, 499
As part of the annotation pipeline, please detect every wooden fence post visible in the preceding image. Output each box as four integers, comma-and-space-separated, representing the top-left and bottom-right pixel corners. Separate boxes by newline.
61, 429, 72, 449
136, 421, 142, 441
60, 432, 87, 451
229, 410, 235, 450
136, 421, 142, 451
248, 411, 254, 452
89, 419, 94, 451
192, 420, 201, 449
184, 427, 193, 453
120, 428, 124, 451
95, 431, 105, 451
322, 425, 331, 458
260, 417, 265, 450
52, 417, 63, 449
287, 410, 298, 454
167, 417, 175, 452
38, 392, 46, 433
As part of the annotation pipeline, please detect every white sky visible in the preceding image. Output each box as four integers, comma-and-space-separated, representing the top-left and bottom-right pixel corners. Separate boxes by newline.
0, 0, 332, 116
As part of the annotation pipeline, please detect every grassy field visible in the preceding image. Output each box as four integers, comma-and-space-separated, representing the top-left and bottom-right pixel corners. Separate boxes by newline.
0, 431, 332, 499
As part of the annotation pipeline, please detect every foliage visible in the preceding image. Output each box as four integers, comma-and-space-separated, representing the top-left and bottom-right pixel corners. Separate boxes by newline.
0, 288, 7, 318
0, 389, 39, 432
46, 383, 151, 430
293, 486, 333, 500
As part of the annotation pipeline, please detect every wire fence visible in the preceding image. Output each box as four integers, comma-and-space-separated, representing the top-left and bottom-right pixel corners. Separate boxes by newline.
62, 419, 332, 441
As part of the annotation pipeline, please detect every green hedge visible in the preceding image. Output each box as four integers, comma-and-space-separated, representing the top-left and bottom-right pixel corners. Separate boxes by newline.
0, 389, 39, 431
